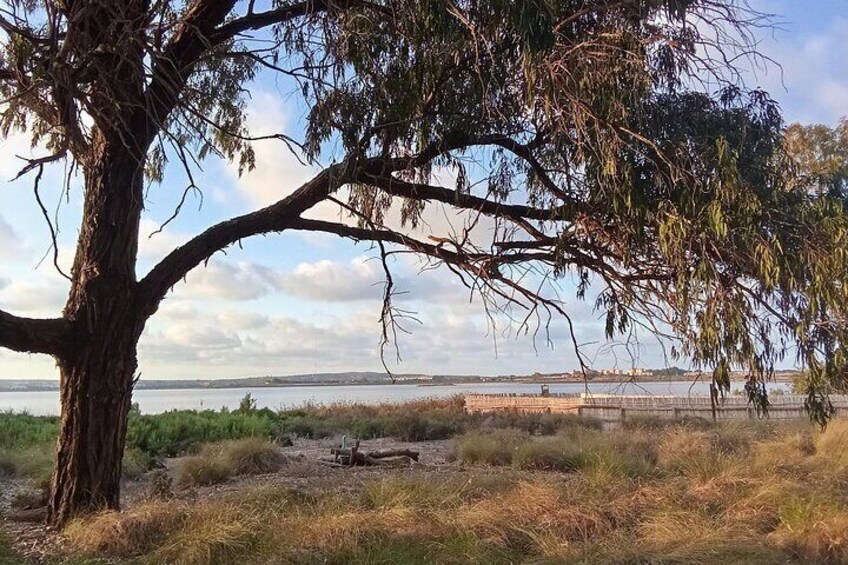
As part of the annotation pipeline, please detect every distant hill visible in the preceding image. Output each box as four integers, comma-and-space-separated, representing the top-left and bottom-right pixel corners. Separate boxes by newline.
0, 368, 801, 392
0, 372, 477, 391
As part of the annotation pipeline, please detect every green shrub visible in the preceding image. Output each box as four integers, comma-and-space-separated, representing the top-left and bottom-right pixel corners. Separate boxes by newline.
0, 412, 59, 449
176, 457, 233, 487
122, 448, 154, 480
275, 417, 335, 439
388, 413, 461, 441
347, 418, 389, 440
126, 410, 278, 457
512, 437, 586, 472
476, 411, 600, 435
0, 443, 54, 486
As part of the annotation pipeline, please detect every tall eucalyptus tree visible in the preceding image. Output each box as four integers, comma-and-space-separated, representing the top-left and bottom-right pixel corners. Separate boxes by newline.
0, 0, 846, 523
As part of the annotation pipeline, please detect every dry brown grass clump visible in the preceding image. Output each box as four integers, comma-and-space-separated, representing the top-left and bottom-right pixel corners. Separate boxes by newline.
64, 501, 189, 557
175, 438, 287, 487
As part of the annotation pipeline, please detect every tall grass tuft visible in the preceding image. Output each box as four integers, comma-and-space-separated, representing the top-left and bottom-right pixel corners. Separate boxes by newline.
175, 438, 287, 487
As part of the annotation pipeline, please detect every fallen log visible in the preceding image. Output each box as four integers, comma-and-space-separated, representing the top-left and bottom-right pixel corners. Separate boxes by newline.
327, 445, 420, 467
366, 449, 419, 461
317, 458, 348, 468
373, 456, 415, 468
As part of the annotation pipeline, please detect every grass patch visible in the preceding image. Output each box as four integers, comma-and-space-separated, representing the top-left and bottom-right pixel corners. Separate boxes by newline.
63, 419, 848, 565
175, 438, 287, 487
512, 436, 585, 472
454, 427, 658, 478
0, 396, 607, 482
452, 429, 526, 465
0, 531, 24, 565
0, 443, 54, 486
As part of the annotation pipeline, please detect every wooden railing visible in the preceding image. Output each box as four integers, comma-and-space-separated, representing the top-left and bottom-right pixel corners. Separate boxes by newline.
463, 393, 848, 423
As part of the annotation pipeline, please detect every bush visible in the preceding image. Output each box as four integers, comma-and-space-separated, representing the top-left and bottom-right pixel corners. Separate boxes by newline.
274, 416, 335, 439
122, 448, 154, 480
0, 443, 54, 486
126, 410, 278, 457
512, 437, 585, 472
476, 411, 600, 435
0, 412, 59, 449
346, 418, 389, 439
388, 413, 461, 441
453, 430, 526, 466
176, 457, 233, 488
175, 439, 287, 488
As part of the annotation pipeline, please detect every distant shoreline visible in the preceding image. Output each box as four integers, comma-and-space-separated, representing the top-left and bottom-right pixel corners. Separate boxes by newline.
0, 374, 796, 393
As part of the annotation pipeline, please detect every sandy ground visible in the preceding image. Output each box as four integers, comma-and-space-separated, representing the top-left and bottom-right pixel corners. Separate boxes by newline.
1, 437, 458, 563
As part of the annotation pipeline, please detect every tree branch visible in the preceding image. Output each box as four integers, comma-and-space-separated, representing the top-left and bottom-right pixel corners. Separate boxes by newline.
362, 173, 574, 223
139, 0, 373, 148
0, 309, 72, 356
210, 1, 381, 43
137, 158, 359, 314
137, 0, 240, 148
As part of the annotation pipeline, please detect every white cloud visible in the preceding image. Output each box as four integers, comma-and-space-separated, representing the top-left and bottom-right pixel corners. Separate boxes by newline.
227, 91, 319, 208
142, 323, 242, 363
137, 218, 192, 263
756, 16, 848, 124
0, 280, 67, 317
272, 255, 476, 306
276, 256, 383, 302
215, 309, 270, 331
0, 215, 28, 260
157, 299, 199, 321
177, 261, 278, 301
134, 290, 668, 380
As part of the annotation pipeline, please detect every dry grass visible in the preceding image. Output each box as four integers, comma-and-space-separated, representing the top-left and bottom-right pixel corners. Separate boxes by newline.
174, 438, 287, 488
62, 419, 848, 564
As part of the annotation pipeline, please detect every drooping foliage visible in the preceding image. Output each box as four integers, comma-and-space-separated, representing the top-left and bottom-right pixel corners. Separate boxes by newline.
271, 1, 848, 418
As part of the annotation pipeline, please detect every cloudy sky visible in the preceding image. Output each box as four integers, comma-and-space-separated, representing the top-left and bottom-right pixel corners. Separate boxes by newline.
0, 2, 846, 381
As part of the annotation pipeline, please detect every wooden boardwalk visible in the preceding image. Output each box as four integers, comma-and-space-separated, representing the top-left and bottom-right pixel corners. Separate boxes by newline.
464, 392, 848, 423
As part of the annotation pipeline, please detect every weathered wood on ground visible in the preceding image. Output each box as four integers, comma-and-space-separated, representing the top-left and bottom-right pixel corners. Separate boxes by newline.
327, 443, 420, 467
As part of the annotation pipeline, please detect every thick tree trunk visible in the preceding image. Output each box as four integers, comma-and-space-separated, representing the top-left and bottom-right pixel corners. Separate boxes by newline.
48, 144, 146, 525
49, 332, 139, 524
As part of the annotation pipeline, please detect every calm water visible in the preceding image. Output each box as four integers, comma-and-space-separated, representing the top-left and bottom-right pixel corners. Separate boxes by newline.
0, 380, 791, 416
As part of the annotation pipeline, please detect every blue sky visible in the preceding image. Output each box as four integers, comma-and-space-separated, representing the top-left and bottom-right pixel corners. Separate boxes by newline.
0, 2, 846, 380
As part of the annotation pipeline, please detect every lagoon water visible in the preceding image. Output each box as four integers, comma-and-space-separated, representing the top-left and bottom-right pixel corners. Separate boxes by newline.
0, 380, 791, 416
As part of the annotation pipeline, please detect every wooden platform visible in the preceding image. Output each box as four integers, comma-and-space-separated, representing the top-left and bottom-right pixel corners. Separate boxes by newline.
464, 392, 848, 423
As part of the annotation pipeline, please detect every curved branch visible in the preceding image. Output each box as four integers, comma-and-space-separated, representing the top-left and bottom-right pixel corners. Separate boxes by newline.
0, 310, 72, 356
140, 0, 373, 147
137, 159, 358, 314
138, 0, 240, 147
362, 173, 574, 223
211, 1, 382, 43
